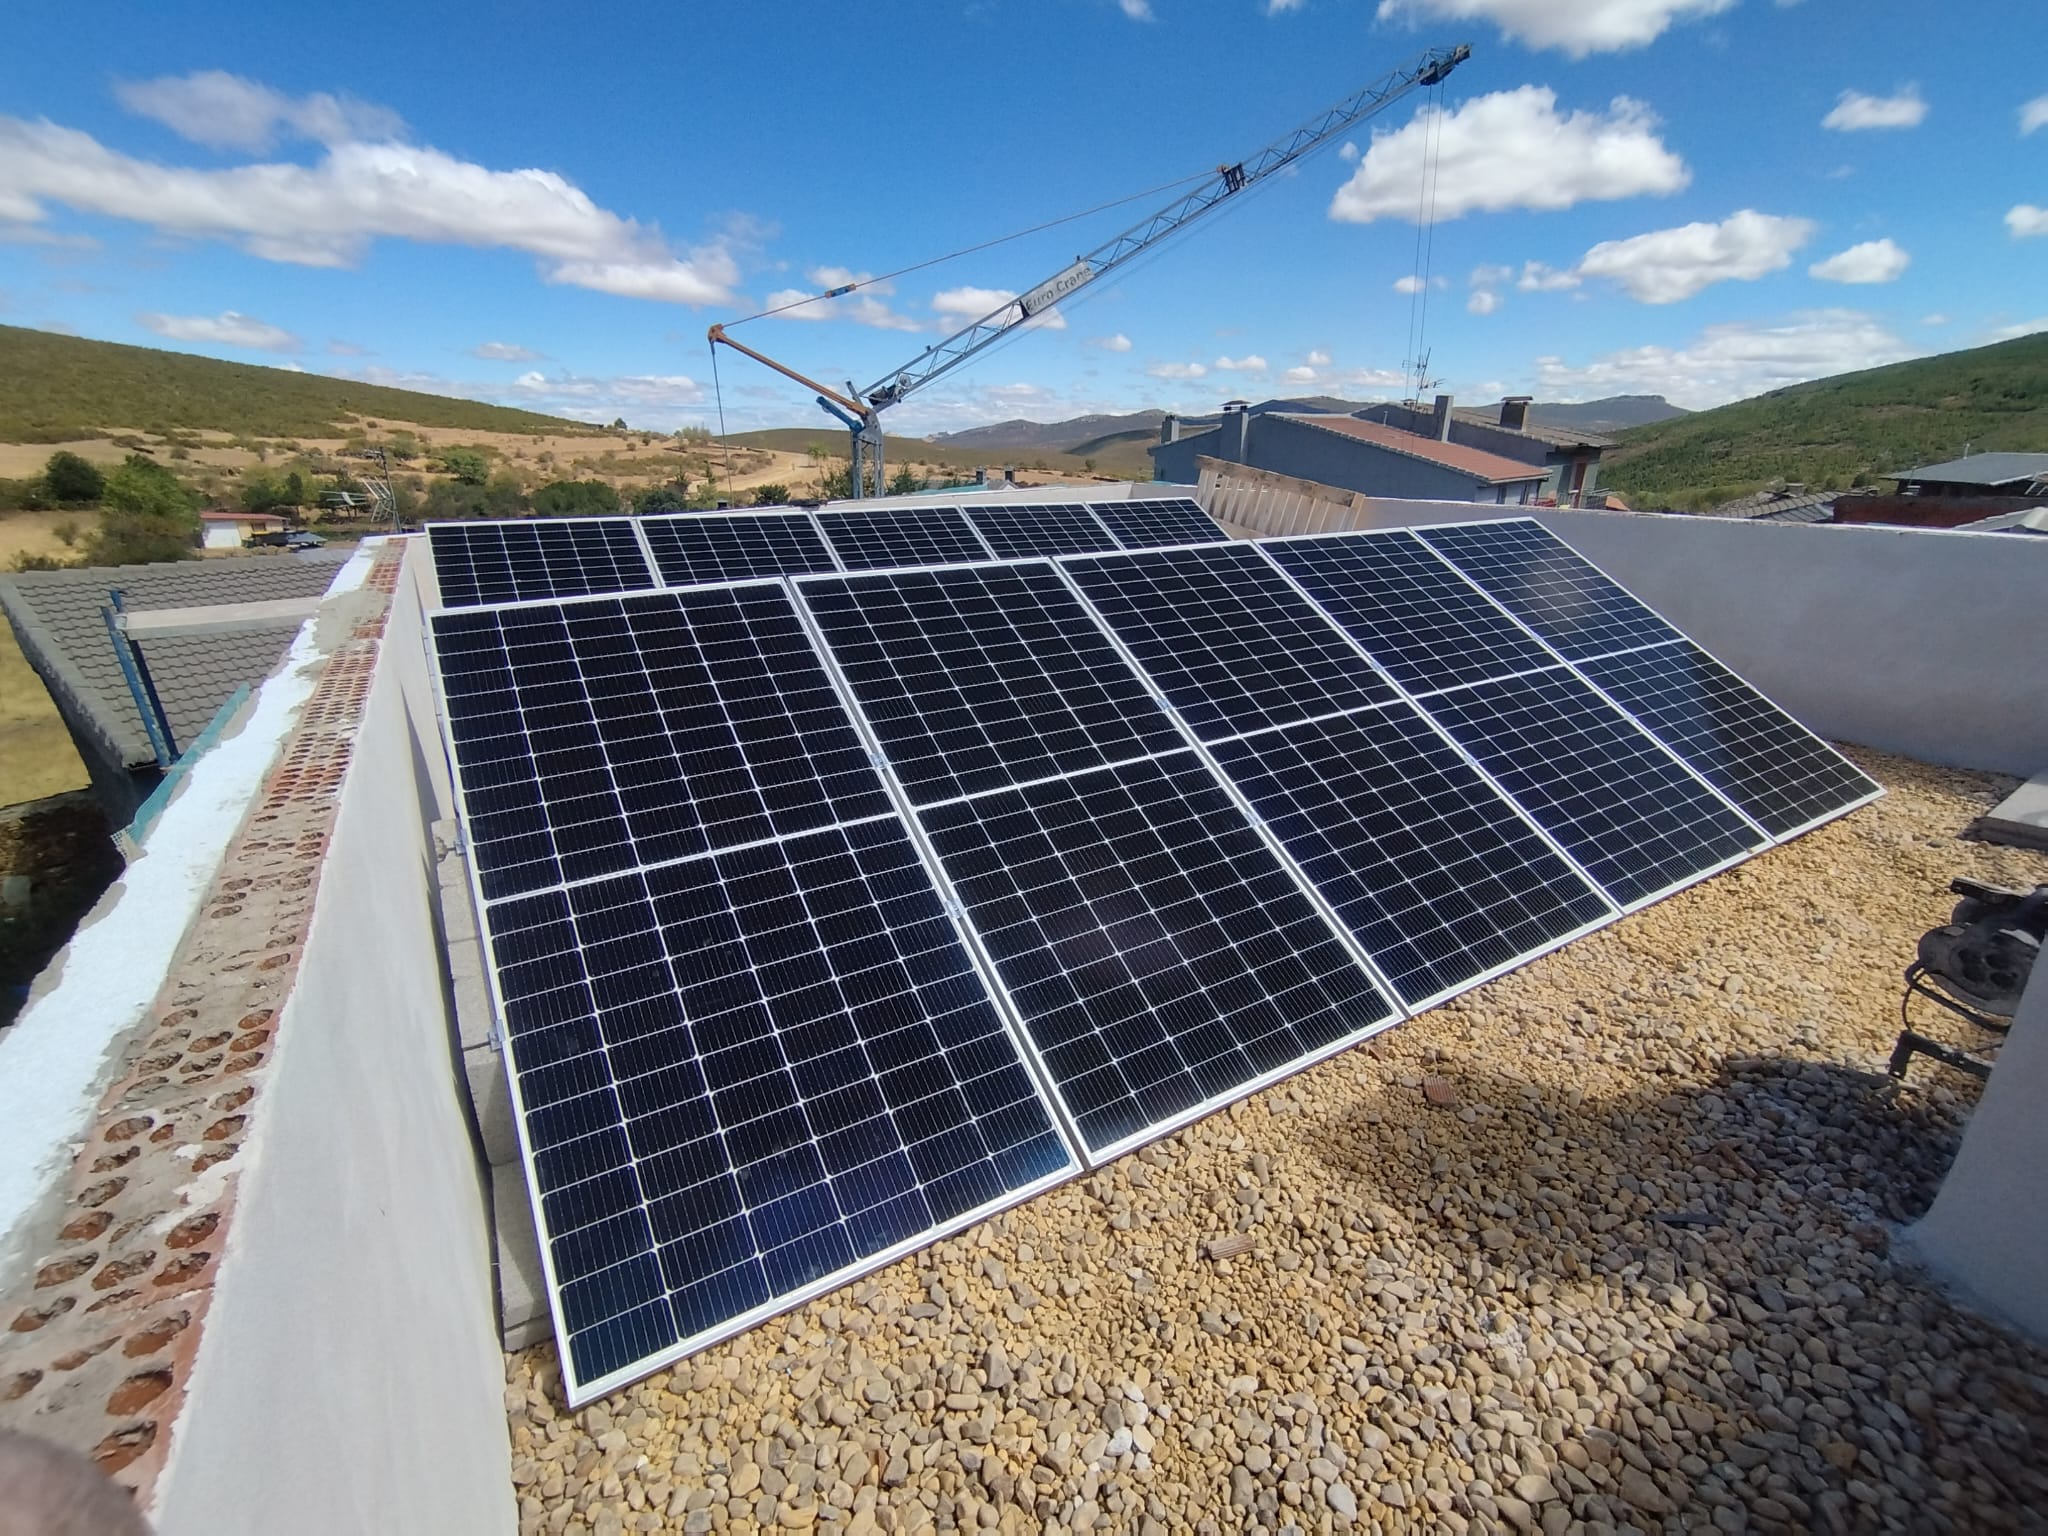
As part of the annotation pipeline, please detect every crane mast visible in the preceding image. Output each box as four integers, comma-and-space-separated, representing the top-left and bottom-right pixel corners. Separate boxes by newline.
709, 42, 1469, 500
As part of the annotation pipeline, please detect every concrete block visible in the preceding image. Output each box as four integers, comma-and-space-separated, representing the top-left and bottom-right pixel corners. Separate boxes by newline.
1968, 771, 2048, 852
465, 1041, 520, 1168
446, 933, 494, 1052
491, 1162, 551, 1346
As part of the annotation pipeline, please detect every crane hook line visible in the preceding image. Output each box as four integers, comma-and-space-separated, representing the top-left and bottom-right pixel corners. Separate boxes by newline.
719, 168, 1216, 329
708, 337, 733, 505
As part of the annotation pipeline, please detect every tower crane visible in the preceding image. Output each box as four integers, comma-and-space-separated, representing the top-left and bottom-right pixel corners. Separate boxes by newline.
708, 42, 1468, 499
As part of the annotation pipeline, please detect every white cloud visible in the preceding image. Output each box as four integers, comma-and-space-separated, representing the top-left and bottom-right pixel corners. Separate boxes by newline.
931, 285, 1066, 330
505, 368, 706, 424
137, 308, 300, 352
1517, 260, 1581, 291
1374, 0, 1733, 56
2023, 96, 2048, 136
766, 266, 921, 330
1467, 290, 1502, 315
1147, 361, 1208, 380
1117, 0, 1154, 17
1822, 86, 1928, 132
1088, 332, 1133, 352
1534, 308, 1915, 408
1338, 141, 1360, 163
0, 115, 739, 305
2007, 205, 2048, 238
1809, 237, 1909, 284
1213, 354, 1268, 372
1921, 314, 1950, 327
1275, 354, 1407, 393
1986, 317, 2048, 344
1283, 366, 1316, 383
1469, 263, 1513, 287
1331, 88, 1688, 224
1392, 273, 1447, 294
472, 340, 542, 361
1305, 348, 1332, 366
1267, 0, 1305, 10
1577, 210, 1815, 303
115, 70, 404, 151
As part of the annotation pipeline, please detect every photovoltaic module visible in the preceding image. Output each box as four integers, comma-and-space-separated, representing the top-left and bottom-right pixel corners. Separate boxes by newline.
425, 511, 1879, 1402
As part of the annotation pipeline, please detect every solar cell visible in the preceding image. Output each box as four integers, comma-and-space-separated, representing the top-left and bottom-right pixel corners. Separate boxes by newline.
964, 503, 1118, 559
432, 587, 893, 900
1417, 520, 1683, 660
1578, 641, 1880, 838
639, 512, 839, 586
1088, 497, 1226, 550
797, 563, 1185, 805
1063, 543, 1399, 741
918, 752, 1395, 1156
1264, 531, 1555, 693
817, 507, 991, 569
1209, 705, 1613, 1006
1418, 667, 1762, 908
429, 520, 655, 608
483, 817, 1077, 1401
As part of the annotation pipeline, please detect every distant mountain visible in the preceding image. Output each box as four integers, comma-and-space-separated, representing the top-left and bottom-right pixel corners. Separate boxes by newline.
1601, 334, 2048, 506
1531, 396, 1685, 435
931, 411, 1166, 453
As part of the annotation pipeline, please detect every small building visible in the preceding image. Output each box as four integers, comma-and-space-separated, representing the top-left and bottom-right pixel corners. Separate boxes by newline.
0, 555, 343, 823
1352, 394, 1612, 507
200, 509, 290, 550
1152, 399, 1552, 505
1892, 451, 2048, 500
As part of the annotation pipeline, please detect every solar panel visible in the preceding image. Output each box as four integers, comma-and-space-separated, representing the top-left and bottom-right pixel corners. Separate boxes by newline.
639, 512, 838, 586
1063, 543, 1399, 742
918, 752, 1395, 1156
1264, 531, 1556, 694
1578, 641, 1880, 838
429, 520, 655, 608
1208, 705, 1613, 1007
1416, 520, 1683, 661
1417, 667, 1762, 908
964, 503, 1118, 559
817, 507, 991, 570
796, 563, 1185, 805
1088, 497, 1226, 550
480, 816, 1077, 1402
432, 587, 893, 901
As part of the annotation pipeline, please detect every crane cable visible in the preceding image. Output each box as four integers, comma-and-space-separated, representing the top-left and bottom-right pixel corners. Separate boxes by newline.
1403, 80, 1448, 399
708, 336, 733, 504
719, 167, 1217, 330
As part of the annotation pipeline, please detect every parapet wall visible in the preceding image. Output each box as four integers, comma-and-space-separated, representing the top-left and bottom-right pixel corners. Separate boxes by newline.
150, 546, 510, 1534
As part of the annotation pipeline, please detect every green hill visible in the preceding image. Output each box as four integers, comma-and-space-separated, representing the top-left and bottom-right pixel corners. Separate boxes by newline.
723, 427, 1149, 479
0, 324, 594, 443
1601, 333, 2048, 506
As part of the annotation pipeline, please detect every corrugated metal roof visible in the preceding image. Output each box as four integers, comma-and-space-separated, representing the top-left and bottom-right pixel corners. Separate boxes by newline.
1270, 414, 1551, 485
1897, 452, 2048, 487
0, 554, 341, 770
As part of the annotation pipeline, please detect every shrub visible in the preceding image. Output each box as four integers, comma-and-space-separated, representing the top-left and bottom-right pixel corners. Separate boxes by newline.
531, 479, 621, 518
44, 450, 105, 504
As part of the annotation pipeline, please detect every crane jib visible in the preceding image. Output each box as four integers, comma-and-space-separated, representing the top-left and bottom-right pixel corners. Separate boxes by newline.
1020, 260, 1096, 318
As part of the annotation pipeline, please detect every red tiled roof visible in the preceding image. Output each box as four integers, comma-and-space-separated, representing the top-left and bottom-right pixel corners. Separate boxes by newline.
1273, 414, 1550, 484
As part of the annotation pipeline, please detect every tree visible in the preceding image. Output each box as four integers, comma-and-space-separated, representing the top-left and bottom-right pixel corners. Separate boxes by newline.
483, 472, 529, 519
815, 464, 854, 501
44, 451, 105, 505
750, 483, 791, 507
887, 466, 922, 496
531, 479, 622, 518
423, 479, 488, 519
634, 481, 691, 514
438, 448, 490, 486
87, 454, 199, 564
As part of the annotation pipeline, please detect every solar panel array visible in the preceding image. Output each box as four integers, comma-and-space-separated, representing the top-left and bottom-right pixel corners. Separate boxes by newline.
426, 510, 1879, 1403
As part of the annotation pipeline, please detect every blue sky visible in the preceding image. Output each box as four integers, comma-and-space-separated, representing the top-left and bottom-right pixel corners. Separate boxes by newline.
1, 0, 2043, 436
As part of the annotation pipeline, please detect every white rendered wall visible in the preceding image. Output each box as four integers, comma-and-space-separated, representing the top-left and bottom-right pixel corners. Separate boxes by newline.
153, 552, 511, 1536
1295, 502, 2048, 780
1907, 967, 2048, 1340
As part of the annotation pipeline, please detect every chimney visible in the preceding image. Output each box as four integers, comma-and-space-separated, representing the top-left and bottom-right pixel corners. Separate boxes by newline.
974, 467, 988, 487
1432, 393, 1455, 441
1222, 400, 1250, 463
1161, 413, 1181, 445
1498, 395, 1532, 432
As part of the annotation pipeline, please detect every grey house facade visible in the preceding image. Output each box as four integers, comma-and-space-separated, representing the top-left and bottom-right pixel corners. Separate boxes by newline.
0, 555, 343, 822
1352, 395, 1611, 506
1150, 400, 1553, 504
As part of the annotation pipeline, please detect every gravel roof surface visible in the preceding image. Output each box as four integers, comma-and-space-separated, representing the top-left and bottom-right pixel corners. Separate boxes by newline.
505, 746, 2048, 1536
